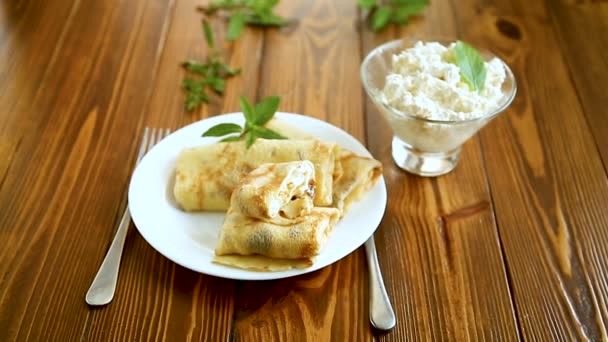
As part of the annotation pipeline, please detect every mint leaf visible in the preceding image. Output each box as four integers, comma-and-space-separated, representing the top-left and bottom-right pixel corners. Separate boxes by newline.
207, 77, 225, 93
453, 41, 487, 92
182, 61, 208, 75
358, 0, 376, 10
220, 135, 242, 142
185, 93, 207, 111
245, 13, 290, 26
216, 61, 241, 76
181, 9, 242, 112
245, 130, 256, 148
254, 95, 280, 125
202, 95, 284, 148
390, 14, 409, 25
182, 78, 209, 111
247, 0, 270, 13
253, 126, 287, 140
391, 0, 428, 4
371, 6, 392, 31
202, 20, 214, 48
239, 96, 256, 123
182, 77, 200, 91
227, 12, 247, 41
202, 123, 243, 137
360, 0, 428, 30
392, 3, 426, 18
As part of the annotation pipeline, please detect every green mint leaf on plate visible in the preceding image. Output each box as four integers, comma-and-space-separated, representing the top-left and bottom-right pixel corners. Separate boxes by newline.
254, 95, 281, 125
245, 130, 256, 148
202, 20, 214, 48
371, 6, 392, 31
220, 135, 242, 142
202, 95, 284, 148
202, 123, 243, 137
227, 12, 247, 41
239, 96, 256, 123
252, 125, 287, 140
358, 0, 377, 10
453, 41, 487, 92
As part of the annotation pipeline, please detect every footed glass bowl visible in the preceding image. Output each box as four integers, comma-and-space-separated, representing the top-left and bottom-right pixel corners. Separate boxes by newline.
361, 39, 517, 177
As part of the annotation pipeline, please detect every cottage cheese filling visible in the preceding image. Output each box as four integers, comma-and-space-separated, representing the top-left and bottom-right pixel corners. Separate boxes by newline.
380, 41, 506, 121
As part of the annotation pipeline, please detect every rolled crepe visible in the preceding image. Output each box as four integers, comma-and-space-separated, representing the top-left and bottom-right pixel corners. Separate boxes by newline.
332, 149, 382, 215
231, 161, 316, 225
174, 139, 338, 211
213, 207, 340, 270
265, 119, 383, 215
214, 161, 339, 271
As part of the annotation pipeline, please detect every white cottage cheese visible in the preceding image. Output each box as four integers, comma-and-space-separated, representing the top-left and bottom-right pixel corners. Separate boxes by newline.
381, 41, 506, 121
375, 41, 509, 152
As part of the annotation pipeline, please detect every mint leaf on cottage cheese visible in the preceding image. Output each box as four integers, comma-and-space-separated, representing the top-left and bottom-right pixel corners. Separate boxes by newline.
380, 41, 506, 122
453, 41, 487, 92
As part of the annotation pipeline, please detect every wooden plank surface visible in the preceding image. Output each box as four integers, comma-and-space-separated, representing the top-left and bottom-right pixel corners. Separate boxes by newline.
231, 1, 372, 341
453, 0, 608, 339
0, 0, 81, 184
0, 0, 174, 340
361, 1, 520, 340
0, 0, 607, 340
547, 0, 608, 167
85, 0, 266, 340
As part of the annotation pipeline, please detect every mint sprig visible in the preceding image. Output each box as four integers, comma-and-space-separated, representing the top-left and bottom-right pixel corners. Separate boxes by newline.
181, 20, 241, 112
453, 41, 487, 92
359, 0, 429, 32
198, 0, 292, 41
202, 95, 287, 148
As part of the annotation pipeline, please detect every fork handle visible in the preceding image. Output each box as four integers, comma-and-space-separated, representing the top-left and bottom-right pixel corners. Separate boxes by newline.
85, 208, 131, 306
365, 235, 396, 331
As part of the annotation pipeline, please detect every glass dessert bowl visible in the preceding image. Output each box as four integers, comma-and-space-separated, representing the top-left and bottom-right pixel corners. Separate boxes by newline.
361, 38, 517, 177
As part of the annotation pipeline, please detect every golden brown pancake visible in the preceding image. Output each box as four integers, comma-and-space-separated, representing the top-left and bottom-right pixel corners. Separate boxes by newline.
230, 161, 315, 225
265, 119, 383, 216
213, 161, 340, 271
174, 139, 338, 211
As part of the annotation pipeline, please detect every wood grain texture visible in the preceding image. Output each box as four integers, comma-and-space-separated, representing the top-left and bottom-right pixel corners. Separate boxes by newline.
547, 0, 608, 168
0, 0, 174, 340
84, 0, 266, 340
453, 0, 608, 339
0, 0, 81, 186
0, 0, 607, 340
361, 1, 520, 340
231, 1, 372, 341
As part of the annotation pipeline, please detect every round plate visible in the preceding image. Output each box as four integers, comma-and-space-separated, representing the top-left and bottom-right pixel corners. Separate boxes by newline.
128, 112, 387, 280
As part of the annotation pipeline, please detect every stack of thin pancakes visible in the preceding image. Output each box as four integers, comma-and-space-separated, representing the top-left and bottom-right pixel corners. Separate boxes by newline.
173, 119, 383, 271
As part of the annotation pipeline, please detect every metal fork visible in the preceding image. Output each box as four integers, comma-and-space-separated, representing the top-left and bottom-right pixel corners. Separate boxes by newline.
86, 127, 171, 306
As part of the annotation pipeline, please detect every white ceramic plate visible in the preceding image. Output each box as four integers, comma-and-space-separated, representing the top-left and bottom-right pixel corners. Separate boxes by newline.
128, 112, 387, 280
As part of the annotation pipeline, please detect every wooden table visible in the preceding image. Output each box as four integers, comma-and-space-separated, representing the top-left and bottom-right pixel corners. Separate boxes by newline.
1, 0, 607, 340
